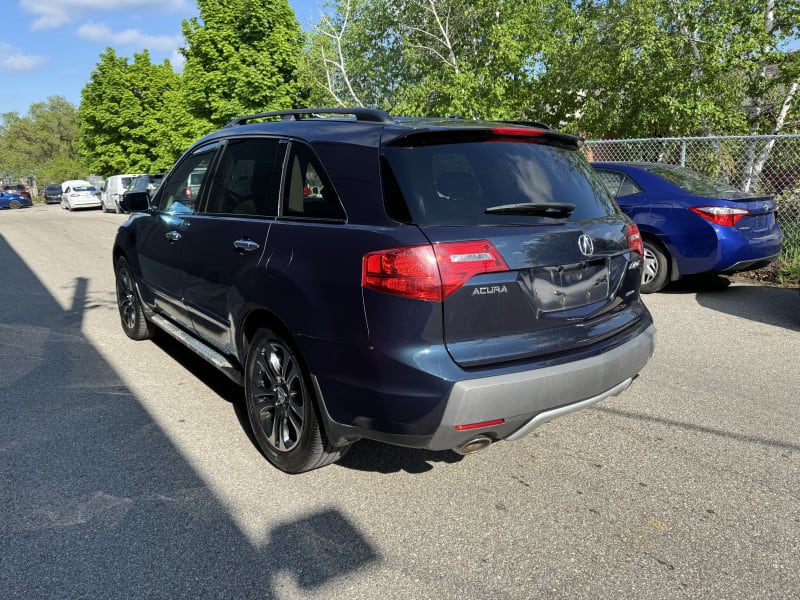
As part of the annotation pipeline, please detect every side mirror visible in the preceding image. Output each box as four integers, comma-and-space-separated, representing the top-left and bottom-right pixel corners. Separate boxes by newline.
121, 191, 150, 213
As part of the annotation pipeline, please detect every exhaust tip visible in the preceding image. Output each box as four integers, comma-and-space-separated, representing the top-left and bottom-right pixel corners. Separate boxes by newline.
455, 435, 493, 456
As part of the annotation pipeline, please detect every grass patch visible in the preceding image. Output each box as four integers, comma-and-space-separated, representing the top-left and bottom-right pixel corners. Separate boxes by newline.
777, 229, 800, 285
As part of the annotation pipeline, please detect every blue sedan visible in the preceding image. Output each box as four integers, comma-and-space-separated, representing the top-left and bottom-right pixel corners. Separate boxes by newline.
591, 162, 783, 292
0, 191, 32, 210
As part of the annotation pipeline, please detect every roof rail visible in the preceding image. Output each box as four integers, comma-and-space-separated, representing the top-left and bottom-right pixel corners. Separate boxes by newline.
224, 107, 393, 128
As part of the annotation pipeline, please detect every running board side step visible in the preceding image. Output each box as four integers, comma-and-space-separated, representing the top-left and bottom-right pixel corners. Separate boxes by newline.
150, 314, 243, 385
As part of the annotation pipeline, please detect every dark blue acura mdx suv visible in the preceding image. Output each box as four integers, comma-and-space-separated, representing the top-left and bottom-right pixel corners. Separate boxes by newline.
113, 108, 656, 473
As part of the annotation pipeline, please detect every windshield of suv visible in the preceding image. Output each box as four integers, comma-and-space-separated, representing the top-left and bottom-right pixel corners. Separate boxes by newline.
382, 141, 617, 225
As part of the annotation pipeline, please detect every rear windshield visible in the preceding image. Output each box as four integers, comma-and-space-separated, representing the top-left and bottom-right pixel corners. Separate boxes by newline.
647, 165, 745, 198
73, 186, 96, 192
382, 140, 617, 225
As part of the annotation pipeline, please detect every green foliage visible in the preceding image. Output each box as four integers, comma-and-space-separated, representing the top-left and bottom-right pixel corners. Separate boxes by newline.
301, 0, 800, 139
77, 48, 197, 176
8, 0, 798, 198
181, 0, 305, 127
301, 0, 555, 120
777, 230, 800, 284
0, 97, 86, 186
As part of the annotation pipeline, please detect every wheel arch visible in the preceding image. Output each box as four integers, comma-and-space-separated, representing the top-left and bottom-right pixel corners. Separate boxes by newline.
238, 308, 348, 449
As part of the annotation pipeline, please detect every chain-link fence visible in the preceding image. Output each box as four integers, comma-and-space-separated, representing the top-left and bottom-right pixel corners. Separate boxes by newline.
584, 135, 800, 247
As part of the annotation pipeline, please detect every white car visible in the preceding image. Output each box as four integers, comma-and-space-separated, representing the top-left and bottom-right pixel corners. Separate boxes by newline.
61, 180, 101, 211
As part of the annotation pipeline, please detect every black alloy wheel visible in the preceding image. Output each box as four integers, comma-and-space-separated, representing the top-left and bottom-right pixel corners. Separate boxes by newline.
244, 328, 348, 473
115, 256, 153, 340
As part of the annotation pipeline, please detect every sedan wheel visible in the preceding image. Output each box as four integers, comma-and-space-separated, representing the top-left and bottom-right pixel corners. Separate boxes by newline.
641, 240, 669, 293
245, 329, 348, 473
9, 199, 21, 209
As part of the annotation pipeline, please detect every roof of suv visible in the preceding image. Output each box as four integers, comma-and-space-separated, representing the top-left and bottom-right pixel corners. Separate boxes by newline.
197, 107, 582, 149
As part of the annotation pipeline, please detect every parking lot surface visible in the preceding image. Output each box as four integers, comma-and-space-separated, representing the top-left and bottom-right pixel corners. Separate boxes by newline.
2, 206, 798, 599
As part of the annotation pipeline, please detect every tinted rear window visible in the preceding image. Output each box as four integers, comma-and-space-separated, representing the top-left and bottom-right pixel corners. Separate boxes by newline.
382, 141, 617, 225
647, 165, 743, 198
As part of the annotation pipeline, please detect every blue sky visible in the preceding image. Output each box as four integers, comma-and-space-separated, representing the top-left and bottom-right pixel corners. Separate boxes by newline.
0, 0, 322, 116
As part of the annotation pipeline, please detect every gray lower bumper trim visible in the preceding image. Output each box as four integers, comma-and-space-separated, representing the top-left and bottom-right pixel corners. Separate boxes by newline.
505, 377, 633, 441
425, 324, 656, 450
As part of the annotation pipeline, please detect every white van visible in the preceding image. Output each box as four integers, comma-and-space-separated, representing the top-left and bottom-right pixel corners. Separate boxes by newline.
101, 174, 140, 213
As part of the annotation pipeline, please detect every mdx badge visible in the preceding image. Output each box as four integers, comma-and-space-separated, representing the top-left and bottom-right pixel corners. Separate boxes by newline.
578, 234, 594, 256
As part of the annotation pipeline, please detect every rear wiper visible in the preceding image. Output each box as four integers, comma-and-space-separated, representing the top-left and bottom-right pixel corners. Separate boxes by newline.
484, 202, 575, 218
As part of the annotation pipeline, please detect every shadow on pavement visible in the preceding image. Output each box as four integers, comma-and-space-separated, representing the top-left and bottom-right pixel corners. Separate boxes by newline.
151, 333, 466, 474
0, 234, 378, 598
661, 276, 800, 331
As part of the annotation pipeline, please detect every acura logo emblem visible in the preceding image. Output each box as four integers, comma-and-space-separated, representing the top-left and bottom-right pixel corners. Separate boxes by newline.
578, 234, 594, 256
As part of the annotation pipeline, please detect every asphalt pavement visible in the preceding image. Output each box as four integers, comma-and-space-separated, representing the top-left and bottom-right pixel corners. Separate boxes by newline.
1, 205, 798, 599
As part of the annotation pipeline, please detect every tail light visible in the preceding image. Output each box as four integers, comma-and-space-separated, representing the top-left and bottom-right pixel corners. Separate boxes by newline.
362, 240, 508, 301
689, 206, 749, 227
627, 223, 644, 256
184, 186, 192, 198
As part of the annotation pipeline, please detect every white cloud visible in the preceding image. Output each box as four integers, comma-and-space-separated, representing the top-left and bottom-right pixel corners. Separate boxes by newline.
0, 43, 47, 72
170, 49, 186, 72
77, 22, 183, 52
21, 0, 189, 30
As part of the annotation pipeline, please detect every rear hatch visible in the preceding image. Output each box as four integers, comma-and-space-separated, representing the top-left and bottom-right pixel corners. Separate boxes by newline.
380, 126, 647, 368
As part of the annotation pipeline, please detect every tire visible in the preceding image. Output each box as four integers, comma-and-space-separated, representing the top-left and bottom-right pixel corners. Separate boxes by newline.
115, 256, 154, 340
641, 239, 669, 293
9, 199, 21, 209
244, 328, 348, 473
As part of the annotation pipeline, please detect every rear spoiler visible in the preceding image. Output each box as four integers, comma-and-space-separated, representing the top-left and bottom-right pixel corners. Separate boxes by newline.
385, 125, 584, 150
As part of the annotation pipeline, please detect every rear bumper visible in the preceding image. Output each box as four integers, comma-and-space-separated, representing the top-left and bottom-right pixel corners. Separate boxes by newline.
69, 199, 101, 208
424, 323, 656, 450
719, 252, 780, 274
316, 323, 656, 451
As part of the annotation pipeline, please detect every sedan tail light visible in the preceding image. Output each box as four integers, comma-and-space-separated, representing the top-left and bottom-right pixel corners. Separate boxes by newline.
689, 206, 750, 227
362, 241, 508, 301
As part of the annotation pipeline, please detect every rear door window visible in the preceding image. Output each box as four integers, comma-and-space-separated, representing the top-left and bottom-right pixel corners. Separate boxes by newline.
382, 140, 617, 225
595, 169, 642, 198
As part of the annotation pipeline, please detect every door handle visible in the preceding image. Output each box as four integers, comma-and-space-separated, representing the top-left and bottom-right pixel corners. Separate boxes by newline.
234, 239, 260, 252
165, 230, 182, 242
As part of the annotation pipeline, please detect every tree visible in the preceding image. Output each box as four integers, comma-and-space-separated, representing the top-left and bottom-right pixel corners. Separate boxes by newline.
303, 0, 561, 120
734, 0, 800, 189
0, 97, 86, 186
78, 48, 194, 175
181, 0, 305, 127
537, 0, 800, 142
